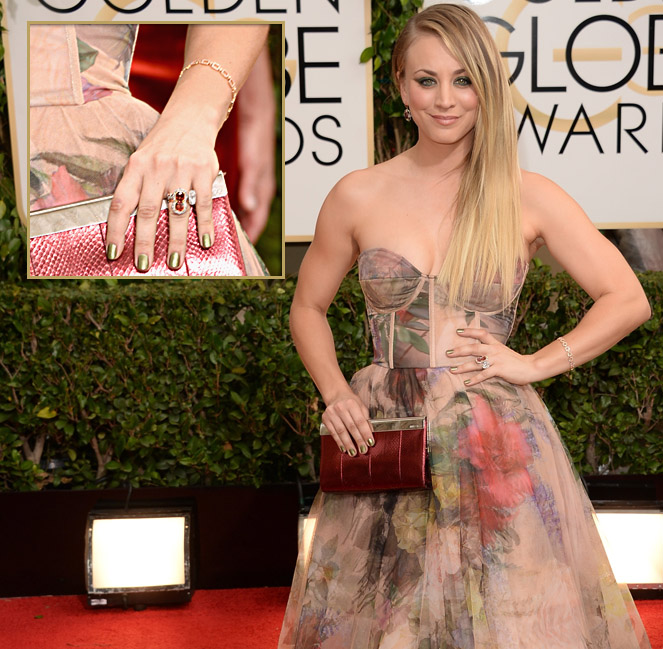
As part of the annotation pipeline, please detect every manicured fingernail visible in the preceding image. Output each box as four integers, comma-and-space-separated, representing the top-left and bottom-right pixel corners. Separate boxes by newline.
450, 367, 458, 372
137, 254, 149, 272
339, 445, 346, 454
168, 252, 181, 270
367, 438, 375, 447
359, 444, 367, 454
446, 349, 454, 355
348, 448, 357, 457
464, 379, 471, 385
202, 233, 212, 249
456, 328, 465, 334
106, 243, 118, 261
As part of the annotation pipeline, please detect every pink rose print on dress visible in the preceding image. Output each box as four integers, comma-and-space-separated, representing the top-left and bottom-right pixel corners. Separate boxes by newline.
458, 394, 534, 546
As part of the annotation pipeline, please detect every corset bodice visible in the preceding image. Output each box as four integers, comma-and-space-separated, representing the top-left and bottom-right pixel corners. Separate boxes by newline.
358, 248, 526, 369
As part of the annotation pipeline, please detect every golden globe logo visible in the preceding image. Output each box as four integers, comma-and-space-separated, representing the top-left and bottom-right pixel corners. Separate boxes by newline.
482, 0, 662, 155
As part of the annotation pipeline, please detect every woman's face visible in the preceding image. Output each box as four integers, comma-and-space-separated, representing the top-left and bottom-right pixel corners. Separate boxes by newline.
399, 34, 479, 148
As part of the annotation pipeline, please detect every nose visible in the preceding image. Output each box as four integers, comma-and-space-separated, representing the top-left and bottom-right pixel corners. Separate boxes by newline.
436, 82, 455, 109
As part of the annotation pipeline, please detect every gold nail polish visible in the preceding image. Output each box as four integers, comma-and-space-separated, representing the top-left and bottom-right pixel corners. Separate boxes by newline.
106, 243, 118, 261
464, 379, 471, 386
446, 349, 454, 355
202, 233, 212, 249
348, 448, 357, 457
339, 445, 346, 454
367, 438, 375, 447
137, 254, 149, 272
168, 251, 181, 270
450, 367, 458, 372
360, 444, 367, 454
456, 328, 465, 334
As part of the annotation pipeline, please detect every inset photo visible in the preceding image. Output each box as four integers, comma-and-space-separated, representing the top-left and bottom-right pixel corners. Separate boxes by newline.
28, 22, 283, 278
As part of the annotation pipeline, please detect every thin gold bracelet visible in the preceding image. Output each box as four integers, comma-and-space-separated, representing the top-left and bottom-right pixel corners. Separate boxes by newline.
557, 337, 575, 371
179, 58, 238, 122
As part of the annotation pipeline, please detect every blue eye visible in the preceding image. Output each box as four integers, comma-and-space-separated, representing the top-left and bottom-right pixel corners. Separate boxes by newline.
415, 77, 436, 87
455, 76, 472, 87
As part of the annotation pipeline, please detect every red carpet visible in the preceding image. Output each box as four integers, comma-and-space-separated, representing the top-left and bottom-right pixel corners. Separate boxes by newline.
0, 588, 660, 649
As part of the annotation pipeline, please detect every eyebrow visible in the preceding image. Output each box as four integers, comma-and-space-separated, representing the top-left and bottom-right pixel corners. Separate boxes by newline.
414, 68, 467, 76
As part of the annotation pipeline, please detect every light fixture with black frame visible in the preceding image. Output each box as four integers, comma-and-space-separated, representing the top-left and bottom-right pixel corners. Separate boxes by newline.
85, 501, 194, 609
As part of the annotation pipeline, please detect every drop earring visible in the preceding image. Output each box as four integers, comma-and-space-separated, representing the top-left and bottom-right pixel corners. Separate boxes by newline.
403, 106, 412, 122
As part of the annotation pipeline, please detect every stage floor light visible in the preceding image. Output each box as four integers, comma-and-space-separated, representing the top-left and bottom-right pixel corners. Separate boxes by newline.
595, 509, 663, 589
85, 506, 193, 608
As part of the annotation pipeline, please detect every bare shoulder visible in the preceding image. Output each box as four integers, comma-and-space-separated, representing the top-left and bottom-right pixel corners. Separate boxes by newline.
519, 169, 638, 303
326, 167, 378, 206
318, 159, 402, 232
521, 170, 572, 208
520, 169, 588, 238
328, 160, 399, 203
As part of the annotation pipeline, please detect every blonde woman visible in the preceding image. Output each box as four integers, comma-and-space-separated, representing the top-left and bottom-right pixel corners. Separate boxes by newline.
279, 4, 651, 648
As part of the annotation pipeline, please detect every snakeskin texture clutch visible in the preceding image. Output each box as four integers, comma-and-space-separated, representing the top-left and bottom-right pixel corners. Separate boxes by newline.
319, 417, 430, 492
29, 173, 246, 277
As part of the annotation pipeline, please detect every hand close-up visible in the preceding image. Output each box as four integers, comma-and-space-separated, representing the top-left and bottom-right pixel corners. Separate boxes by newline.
321, 391, 374, 457
103, 23, 269, 273
105, 116, 219, 272
447, 328, 541, 387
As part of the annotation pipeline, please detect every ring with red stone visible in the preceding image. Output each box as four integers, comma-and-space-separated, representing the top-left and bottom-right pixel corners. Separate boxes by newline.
475, 355, 490, 369
167, 188, 190, 216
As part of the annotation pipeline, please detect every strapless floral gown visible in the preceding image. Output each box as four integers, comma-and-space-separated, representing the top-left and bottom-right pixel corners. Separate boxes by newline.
278, 248, 651, 649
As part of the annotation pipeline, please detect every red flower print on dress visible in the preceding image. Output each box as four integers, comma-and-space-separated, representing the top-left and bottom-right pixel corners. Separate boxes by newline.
395, 308, 414, 323
31, 165, 89, 210
457, 394, 534, 546
81, 78, 112, 103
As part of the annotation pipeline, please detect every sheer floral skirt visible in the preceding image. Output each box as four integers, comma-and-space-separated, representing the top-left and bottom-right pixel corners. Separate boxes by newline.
278, 365, 651, 649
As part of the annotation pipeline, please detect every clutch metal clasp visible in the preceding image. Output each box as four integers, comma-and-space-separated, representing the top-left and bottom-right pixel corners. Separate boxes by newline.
320, 416, 427, 437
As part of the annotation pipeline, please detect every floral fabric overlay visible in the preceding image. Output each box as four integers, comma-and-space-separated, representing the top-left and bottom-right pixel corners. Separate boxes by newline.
279, 248, 651, 649
30, 25, 157, 211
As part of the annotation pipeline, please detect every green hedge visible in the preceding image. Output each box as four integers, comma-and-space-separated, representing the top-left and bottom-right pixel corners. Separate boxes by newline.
1, 267, 661, 491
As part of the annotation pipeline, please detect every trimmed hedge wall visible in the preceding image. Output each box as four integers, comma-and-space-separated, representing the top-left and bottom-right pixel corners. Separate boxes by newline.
0, 267, 661, 491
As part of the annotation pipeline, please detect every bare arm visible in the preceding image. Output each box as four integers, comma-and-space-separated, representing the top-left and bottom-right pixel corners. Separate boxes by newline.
525, 172, 650, 376
235, 44, 277, 242
290, 174, 375, 455
450, 172, 651, 385
106, 24, 268, 271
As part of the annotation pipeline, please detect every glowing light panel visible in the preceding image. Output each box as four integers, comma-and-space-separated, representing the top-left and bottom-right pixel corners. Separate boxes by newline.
91, 517, 186, 590
596, 512, 663, 584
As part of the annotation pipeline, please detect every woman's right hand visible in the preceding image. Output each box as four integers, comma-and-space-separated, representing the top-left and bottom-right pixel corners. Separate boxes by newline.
322, 391, 374, 456
288, 171, 376, 457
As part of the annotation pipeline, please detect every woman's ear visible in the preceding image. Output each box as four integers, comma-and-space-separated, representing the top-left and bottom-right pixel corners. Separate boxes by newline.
397, 70, 409, 106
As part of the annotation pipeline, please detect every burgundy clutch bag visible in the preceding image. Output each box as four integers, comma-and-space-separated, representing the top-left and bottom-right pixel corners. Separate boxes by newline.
29, 173, 246, 277
319, 417, 430, 493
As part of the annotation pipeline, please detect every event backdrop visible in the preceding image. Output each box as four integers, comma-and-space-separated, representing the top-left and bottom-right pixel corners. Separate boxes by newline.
427, 0, 662, 228
2, 0, 372, 239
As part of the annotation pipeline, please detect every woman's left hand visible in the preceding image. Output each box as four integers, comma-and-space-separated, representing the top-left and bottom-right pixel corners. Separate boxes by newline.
447, 328, 542, 386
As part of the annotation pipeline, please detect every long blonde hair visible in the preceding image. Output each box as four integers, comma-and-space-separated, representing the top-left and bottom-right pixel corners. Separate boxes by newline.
392, 3, 524, 307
